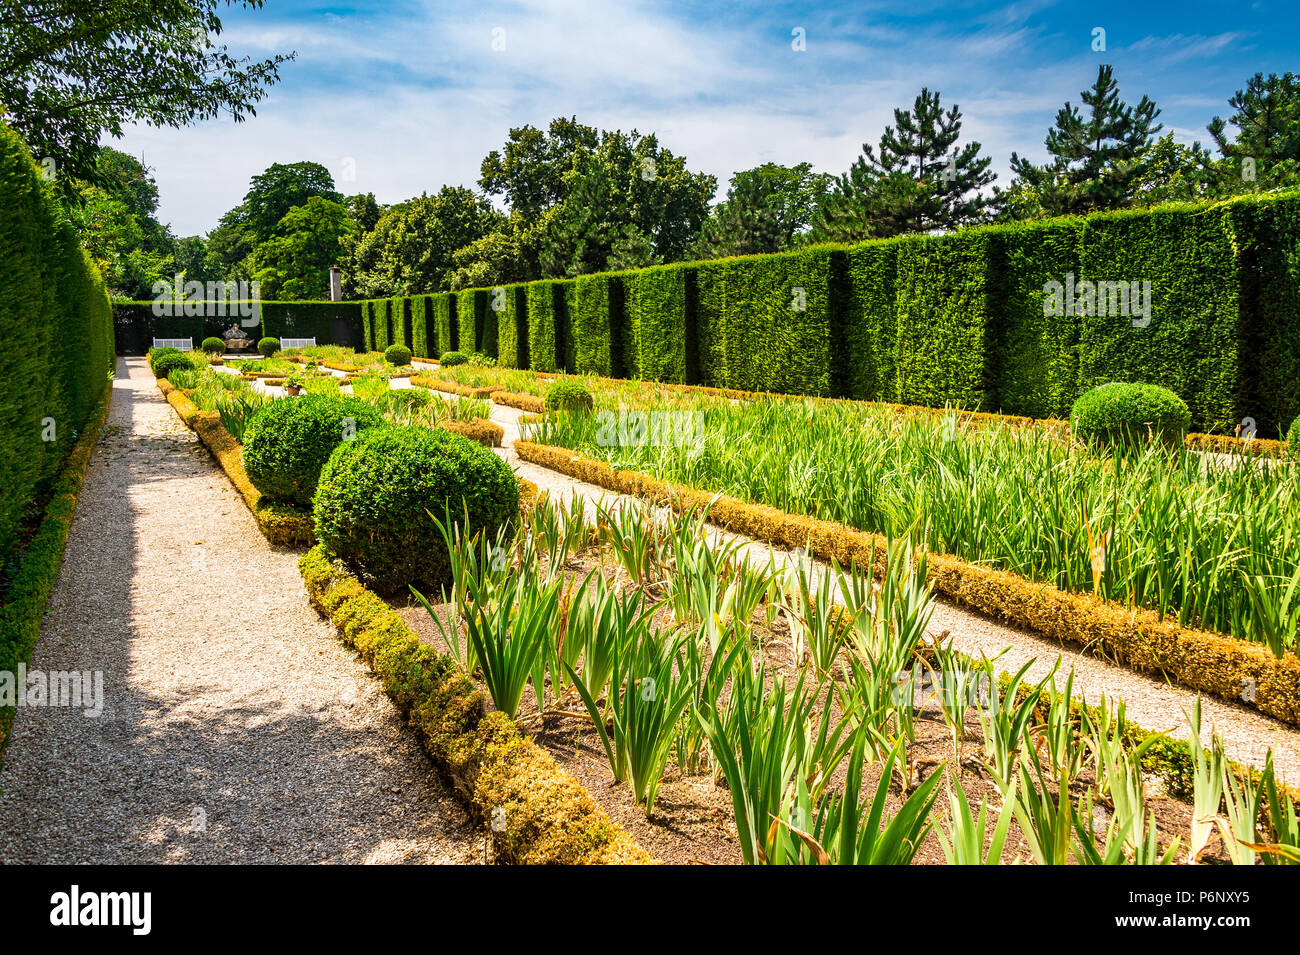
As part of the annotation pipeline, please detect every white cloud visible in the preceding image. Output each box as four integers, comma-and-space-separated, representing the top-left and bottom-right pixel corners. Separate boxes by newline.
111, 3, 1255, 235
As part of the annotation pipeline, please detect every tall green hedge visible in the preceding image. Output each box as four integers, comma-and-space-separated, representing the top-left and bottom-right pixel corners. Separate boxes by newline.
842, 239, 900, 401
456, 288, 493, 357
0, 121, 114, 576
433, 292, 457, 355
695, 247, 837, 396
193, 188, 1299, 437
1223, 194, 1300, 436
991, 218, 1084, 419
411, 294, 432, 358
380, 298, 396, 351
526, 279, 575, 373
624, 264, 695, 383
1076, 205, 1239, 435
113, 300, 364, 354
389, 296, 409, 350
573, 272, 630, 377
361, 300, 374, 351
893, 230, 998, 410
494, 284, 529, 369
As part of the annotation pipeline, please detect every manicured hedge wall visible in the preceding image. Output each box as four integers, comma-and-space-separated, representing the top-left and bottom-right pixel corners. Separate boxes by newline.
114, 300, 364, 354
361, 300, 374, 352
456, 288, 493, 358
526, 279, 575, 373
0, 121, 114, 578
991, 218, 1084, 419
356, 190, 1300, 436
1076, 205, 1240, 435
389, 296, 410, 350
695, 247, 838, 396
1223, 194, 1300, 436
573, 272, 630, 377
893, 230, 998, 411
624, 264, 695, 383
411, 294, 432, 358
842, 239, 900, 401
433, 292, 457, 355
494, 284, 530, 369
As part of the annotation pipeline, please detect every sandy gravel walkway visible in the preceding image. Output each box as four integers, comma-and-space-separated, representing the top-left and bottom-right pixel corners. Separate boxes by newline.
0, 357, 479, 864
478, 395, 1300, 784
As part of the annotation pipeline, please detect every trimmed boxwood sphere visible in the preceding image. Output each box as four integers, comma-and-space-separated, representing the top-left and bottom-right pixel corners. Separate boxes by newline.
257, 336, 281, 357
385, 343, 412, 365
1070, 382, 1191, 451
242, 395, 385, 508
1288, 417, 1299, 462
544, 379, 594, 414
200, 336, 226, 355
313, 425, 519, 595
152, 351, 193, 380
148, 346, 181, 375
439, 350, 467, 367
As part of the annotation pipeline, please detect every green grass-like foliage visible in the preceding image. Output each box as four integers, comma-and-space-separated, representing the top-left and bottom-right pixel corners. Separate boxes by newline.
242, 395, 385, 508
384, 343, 412, 366
544, 379, 594, 414
258, 336, 280, 357
312, 425, 519, 595
1070, 382, 1191, 451
1289, 417, 1299, 463
200, 336, 225, 355
440, 350, 468, 367
532, 390, 1299, 649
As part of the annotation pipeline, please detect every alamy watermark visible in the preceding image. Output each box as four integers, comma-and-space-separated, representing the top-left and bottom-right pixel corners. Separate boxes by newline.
1043, 273, 1151, 327
594, 407, 705, 449
0, 664, 103, 717
150, 274, 261, 327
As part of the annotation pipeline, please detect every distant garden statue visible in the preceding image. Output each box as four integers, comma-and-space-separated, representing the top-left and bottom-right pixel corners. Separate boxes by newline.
222, 324, 253, 352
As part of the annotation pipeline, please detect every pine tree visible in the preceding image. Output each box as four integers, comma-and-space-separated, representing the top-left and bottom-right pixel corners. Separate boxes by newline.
1007, 65, 1162, 217
1206, 72, 1300, 187
811, 88, 994, 241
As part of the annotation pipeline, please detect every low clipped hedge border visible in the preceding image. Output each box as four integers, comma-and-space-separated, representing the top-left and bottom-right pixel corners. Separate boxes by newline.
410, 376, 495, 399
299, 545, 651, 864
0, 385, 111, 760
443, 418, 505, 447
515, 440, 1300, 727
157, 380, 313, 546
490, 391, 546, 414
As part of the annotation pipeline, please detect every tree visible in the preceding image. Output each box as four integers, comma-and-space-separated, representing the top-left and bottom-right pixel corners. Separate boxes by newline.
1206, 72, 1300, 191
1127, 135, 1219, 207
1007, 65, 1162, 217
691, 162, 831, 258
811, 88, 995, 240
251, 196, 354, 300
347, 187, 500, 294
204, 160, 343, 278
68, 146, 174, 297
235, 161, 343, 242
0, 0, 292, 185
540, 129, 714, 276
479, 117, 599, 222
345, 193, 382, 234
173, 235, 218, 285
447, 218, 540, 291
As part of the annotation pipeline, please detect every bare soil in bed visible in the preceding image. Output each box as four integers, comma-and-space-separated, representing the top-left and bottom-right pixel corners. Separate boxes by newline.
392, 545, 1223, 866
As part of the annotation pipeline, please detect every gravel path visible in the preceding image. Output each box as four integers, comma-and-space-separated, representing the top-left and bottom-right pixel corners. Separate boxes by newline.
477, 394, 1300, 785
0, 357, 480, 864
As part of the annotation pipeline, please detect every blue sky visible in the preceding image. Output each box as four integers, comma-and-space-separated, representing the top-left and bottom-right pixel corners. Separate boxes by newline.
113, 0, 1300, 236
